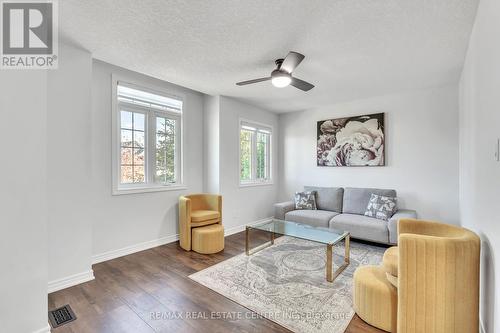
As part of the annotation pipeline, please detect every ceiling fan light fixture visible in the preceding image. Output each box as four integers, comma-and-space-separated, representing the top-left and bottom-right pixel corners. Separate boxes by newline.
236, 52, 314, 91
271, 72, 292, 88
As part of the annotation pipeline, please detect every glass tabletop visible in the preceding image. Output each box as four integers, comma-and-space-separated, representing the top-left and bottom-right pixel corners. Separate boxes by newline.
248, 219, 348, 245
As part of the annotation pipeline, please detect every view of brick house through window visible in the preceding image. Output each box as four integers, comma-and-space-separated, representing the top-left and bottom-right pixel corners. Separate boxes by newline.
120, 111, 145, 183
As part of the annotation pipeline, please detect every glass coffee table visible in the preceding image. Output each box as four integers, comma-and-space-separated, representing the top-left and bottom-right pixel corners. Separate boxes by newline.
245, 219, 350, 283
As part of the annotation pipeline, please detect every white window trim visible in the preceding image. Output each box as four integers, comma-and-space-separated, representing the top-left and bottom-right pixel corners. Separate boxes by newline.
111, 75, 186, 195
239, 118, 273, 187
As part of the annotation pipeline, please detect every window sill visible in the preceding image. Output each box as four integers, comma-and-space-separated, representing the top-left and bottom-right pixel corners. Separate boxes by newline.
239, 181, 274, 188
113, 184, 187, 195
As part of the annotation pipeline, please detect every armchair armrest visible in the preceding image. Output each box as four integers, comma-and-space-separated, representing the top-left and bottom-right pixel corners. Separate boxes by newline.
388, 209, 417, 244
397, 229, 480, 333
398, 232, 444, 331
274, 201, 295, 220
179, 196, 192, 250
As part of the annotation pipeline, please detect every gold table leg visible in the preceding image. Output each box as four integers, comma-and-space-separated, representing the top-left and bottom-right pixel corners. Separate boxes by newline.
326, 234, 351, 283
345, 235, 350, 264
245, 227, 275, 256
245, 226, 249, 255
326, 244, 333, 282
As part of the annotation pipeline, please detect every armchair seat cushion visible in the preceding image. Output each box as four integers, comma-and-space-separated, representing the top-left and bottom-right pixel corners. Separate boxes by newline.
385, 272, 398, 288
383, 246, 398, 277
191, 219, 220, 228
354, 265, 398, 332
191, 210, 220, 222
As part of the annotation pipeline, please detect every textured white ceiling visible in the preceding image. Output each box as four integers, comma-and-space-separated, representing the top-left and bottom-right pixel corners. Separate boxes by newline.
60, 0, 478, 113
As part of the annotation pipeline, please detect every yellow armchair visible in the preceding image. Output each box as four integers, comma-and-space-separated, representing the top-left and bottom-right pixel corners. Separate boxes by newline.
397, 219, 480, 333
354, 219, 480, 333
179, 194, 222, 251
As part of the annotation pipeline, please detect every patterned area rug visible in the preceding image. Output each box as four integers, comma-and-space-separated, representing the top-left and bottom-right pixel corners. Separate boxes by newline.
189, 236, 386, 333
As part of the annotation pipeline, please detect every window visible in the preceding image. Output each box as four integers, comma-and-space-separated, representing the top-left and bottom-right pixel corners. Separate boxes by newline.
239, 120, 272, 185
113, 80, 183, 194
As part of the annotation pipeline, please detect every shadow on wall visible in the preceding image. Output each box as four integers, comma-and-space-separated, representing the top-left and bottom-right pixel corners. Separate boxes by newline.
173, 203, 179, 234
479, 233, 495, 333
161, 202, 179, 236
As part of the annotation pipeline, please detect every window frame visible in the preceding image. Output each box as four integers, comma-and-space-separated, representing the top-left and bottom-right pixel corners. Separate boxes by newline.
238, 118, 273, 187
112, 75, 186, 195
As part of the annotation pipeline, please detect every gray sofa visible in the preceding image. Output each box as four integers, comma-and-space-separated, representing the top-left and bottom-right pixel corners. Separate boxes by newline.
274, 186, 417, 245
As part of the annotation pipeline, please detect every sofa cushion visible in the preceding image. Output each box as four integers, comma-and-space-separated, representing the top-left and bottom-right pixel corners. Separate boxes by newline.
285, 210, 340, 228
329, 213, 389, 243
343, 187, 397, 215
304, 186, 344, 212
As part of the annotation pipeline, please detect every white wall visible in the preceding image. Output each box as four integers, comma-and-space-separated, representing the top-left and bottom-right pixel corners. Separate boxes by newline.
47, 43, 94, 287
0, 71, 49, 333
459, 0, 500, 331
43, 47, 206, 281
218, 96, 279, 229
279, 84, 460, 223
91, 60, 204, 257
203, 95, 220, 193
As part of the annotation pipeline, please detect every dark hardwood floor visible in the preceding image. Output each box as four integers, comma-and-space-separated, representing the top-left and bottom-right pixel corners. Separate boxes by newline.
48, 231, 385, 333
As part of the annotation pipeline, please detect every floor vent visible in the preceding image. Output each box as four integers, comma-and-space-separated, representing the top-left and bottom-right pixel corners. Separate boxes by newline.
48, 304, 76, 328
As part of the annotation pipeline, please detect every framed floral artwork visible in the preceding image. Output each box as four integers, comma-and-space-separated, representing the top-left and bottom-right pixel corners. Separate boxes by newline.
317, 113, 385, 166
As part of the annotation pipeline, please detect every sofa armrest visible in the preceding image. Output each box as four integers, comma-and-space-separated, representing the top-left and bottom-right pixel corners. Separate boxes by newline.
274, 201, 295, 220
388, 209, 417, 244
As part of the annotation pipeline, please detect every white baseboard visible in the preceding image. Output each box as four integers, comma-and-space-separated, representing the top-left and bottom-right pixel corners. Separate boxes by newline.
48, 218, 271, 296
48, 270, 95, 293
92, 217, 273, 265
92, 233, 179, 264
32, 324, 51, 333
224, 217, 273, 236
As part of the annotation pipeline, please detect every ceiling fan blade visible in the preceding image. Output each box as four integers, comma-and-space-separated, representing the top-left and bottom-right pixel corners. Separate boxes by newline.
290, 77, 315, 91
236, 77, 271, 86
280, 51, 305, 73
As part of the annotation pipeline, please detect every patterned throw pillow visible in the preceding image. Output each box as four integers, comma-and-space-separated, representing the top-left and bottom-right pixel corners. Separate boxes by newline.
364, 194, 397, 221
294, 191, 317, 210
